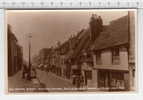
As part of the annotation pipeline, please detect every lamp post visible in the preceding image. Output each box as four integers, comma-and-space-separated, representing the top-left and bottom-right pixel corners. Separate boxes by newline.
28, 33, 32, 80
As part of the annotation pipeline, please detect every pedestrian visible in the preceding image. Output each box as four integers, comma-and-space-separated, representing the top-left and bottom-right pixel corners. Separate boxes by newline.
72, 74, 76, 85
31, 68, 37, 79
80, 75, 84, 88
22, 64, 28, 79
76, 75, 81, 90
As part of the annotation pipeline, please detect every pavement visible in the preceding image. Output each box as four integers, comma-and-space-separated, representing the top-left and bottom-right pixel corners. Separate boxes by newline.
8, 71, 31, 89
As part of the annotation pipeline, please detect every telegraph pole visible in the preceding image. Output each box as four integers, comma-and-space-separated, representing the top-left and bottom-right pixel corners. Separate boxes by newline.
28, 33, 32, 80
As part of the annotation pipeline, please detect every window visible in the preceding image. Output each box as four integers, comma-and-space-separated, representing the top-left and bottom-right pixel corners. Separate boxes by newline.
112, 48, 120, 64
96, 51, 102, 65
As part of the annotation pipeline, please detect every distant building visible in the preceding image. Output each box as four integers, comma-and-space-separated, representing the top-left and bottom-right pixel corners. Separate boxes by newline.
39, 48, 51, 64
38, 48, 53, 70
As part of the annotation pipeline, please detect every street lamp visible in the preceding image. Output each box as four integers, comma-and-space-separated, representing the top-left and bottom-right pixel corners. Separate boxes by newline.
27, 33, 32, 80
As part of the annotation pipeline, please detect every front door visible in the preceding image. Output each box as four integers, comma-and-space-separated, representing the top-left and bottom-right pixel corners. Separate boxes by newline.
98, 70, 109, 88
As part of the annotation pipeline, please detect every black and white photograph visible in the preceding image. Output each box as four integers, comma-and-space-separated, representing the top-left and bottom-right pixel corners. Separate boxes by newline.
7, 9, 136, 93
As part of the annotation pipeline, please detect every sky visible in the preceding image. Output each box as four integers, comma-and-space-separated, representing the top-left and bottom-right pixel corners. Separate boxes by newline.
7, 10, 128, 61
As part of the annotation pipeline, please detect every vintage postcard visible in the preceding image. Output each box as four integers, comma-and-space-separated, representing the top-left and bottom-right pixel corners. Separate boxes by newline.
6, 9, 136, 93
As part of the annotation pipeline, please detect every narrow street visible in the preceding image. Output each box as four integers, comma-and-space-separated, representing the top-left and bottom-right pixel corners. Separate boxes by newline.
37, 70, 73, 88
7, 10, 135, 93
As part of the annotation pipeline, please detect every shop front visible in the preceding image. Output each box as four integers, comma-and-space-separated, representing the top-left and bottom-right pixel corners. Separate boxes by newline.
98, 70, 129, 91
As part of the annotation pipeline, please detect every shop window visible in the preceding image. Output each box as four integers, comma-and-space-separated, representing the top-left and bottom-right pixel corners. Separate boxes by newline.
112, 48, 120, 64
110, 72, 125, 89
96, 51, 102, 65
98, 71, 125, 89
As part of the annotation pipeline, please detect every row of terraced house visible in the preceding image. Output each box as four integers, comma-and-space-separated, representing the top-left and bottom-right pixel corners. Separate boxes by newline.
8, 25, 23, 76
37, 11, 135, 91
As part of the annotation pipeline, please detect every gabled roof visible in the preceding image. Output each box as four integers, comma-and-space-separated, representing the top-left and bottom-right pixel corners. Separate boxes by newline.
91, 15, 129, 50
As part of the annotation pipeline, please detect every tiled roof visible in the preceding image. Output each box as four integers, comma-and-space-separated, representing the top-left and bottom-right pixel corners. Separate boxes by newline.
71, 29, 91, 59
64, 15, 129, 59
71, 25, 109, 59
91, 15, 129, 50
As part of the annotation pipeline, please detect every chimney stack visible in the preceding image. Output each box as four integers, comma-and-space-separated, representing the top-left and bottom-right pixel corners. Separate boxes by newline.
89, 14, 103, 42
